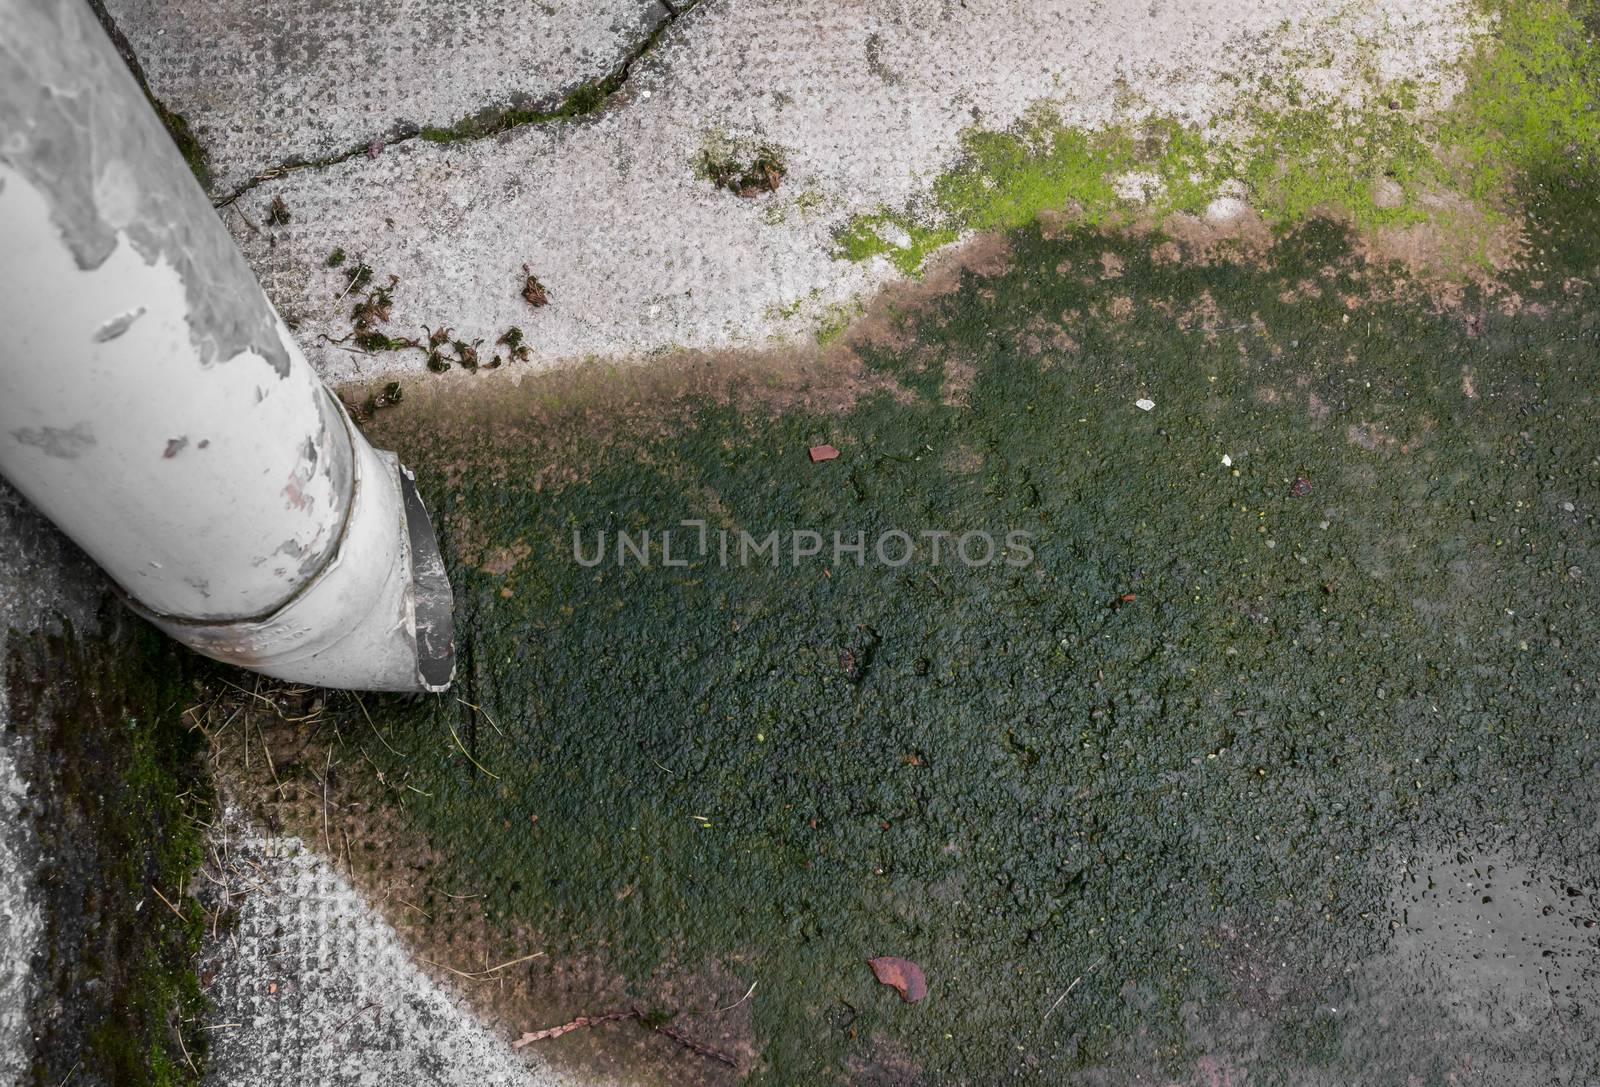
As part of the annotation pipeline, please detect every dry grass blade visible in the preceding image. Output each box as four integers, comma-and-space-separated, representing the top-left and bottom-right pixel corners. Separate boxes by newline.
1043, 955, 1105, 1021
446, 716, 500, 779
149, 883, 187, 921
512, 1006, 739, 1069
512, 1010, 635, 1048
717, 979, 758, 1012
421, 951, 546, 983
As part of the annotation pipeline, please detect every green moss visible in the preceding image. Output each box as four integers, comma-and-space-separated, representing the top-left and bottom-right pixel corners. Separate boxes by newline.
6, 622, 211, 1086
418, 80, 611, 143
936, 121, 1130, 232
813, 299, 864, 345
345, 201, 1600, 1083
1230, 95, 1434, 227
352, 330, 407, 352
152, 100, 212, 193
1445, 0, 1600, 199
834, 0, 1600, 275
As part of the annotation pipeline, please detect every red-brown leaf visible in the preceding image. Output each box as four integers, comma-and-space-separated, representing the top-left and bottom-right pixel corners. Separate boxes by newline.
867, 956, 927, 1002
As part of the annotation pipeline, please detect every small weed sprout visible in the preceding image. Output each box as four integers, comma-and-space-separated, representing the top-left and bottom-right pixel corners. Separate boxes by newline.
497, 326, 532, 363
521, 266, 550, 308
425, 326, 453, 372
324, 270, 422, 356
453, 338, 483, 372
703, 147, 786, 197
317, 263, 518, 376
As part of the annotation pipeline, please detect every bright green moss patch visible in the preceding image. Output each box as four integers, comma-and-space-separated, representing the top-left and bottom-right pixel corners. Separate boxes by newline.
1229, 94, 1435, 227
834, 97, 1438, 275
839, 119, 1128, 274
1445, 0, 1600, 199
836, 0, 1600, 276
935, 122, 1130, 233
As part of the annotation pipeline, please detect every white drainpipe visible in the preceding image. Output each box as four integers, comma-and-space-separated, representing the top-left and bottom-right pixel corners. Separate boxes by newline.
0, 0, 453, 692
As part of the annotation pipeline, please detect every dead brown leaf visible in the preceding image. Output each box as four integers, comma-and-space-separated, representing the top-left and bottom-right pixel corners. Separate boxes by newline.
867, 956, 928, 1003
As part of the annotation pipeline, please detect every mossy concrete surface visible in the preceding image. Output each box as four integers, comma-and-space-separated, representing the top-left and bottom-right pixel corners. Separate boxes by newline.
5, 1, 1597, 1083
259, 130, 1600, 1083
2, 481, 212, 1087
837, 0, 1600, 275
3, 617, 212, 1087
1, 482, 114, 1087
198, 0, 1485, 382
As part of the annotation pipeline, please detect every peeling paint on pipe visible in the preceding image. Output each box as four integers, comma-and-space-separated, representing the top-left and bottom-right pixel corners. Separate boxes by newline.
0, 0, 453, 692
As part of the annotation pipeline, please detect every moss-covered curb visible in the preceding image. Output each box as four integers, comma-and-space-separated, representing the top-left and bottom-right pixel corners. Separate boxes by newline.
5, 619, 212, 1087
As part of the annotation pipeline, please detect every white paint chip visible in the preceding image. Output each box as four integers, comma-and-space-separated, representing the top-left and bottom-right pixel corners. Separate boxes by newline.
1136, 398, 1156, 412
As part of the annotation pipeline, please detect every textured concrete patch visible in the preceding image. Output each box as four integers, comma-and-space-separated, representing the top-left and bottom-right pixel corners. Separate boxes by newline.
200, 815, 589, 1087
1379, 849, 1597, 1033
102, 0, 672, 194
0, 737, 40, 1087
208, 0, 1485, 384
0, 481, 108, 1087
1316, 848, 1600, 1086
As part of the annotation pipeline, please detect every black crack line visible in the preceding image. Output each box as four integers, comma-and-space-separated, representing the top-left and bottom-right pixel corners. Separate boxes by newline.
211, 0, 707, 209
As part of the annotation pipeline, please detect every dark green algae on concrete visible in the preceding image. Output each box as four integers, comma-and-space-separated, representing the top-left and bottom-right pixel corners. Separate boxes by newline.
5, 615, 212, 1087
335, 172, 1600, 1084
319, 9, 1600, 1075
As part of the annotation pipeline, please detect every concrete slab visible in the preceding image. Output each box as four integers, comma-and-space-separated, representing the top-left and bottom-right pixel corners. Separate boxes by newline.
0, 739, 39, 1087
0, 482, 108, 1087
186, 0, 1486, 384
200, 815, 595, 1087
101, 0, 673, 194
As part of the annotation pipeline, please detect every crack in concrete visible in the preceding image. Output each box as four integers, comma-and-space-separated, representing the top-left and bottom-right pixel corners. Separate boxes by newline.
212, 0, 707, 209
